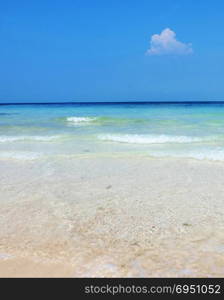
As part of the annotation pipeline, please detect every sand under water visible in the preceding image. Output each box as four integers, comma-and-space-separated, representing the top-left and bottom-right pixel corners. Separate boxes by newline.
1, 155, 224, 277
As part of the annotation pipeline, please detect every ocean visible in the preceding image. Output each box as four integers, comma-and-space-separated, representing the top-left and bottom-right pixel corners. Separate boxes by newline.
1, 101, 224, 161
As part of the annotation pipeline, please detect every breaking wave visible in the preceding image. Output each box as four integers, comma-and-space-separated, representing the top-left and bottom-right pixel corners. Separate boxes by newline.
0, 135, 62, 143
148, 149, 224, 161
98, 134, 208, 144
0, 151, 43, 160
66, 116, 97, 124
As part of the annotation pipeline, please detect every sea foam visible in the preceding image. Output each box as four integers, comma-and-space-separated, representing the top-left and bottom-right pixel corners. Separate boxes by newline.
0, 151, 43, 160
66, 116, 97, 124
0, 135, 61, 143
148, 148, 224, 161
98, 134, 204, 144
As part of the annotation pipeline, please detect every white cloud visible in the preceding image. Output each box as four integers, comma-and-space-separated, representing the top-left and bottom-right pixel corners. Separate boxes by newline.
146, 28, 193, 55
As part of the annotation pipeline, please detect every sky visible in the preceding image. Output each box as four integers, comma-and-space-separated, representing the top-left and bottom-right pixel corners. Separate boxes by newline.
1, 0, 224, 102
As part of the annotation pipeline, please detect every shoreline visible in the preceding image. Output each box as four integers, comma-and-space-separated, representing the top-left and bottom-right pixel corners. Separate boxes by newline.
1, 156, 224, 277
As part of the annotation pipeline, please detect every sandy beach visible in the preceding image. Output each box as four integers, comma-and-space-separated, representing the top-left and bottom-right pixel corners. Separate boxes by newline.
1, 155, 224, 277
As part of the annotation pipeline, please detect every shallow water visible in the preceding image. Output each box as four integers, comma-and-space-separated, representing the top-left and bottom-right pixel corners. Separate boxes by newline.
1, 102, 224, 161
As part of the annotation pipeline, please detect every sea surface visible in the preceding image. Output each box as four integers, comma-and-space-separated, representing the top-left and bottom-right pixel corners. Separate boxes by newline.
1, 102, 224, 161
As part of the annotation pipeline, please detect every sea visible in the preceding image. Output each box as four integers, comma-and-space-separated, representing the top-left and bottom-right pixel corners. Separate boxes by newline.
1, 101, 224, 161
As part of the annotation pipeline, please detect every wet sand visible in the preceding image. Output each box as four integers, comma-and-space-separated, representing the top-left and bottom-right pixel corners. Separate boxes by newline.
0, 156, 224, 277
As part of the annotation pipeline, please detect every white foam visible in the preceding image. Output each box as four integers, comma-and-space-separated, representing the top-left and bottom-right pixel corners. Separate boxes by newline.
184, 150, 224, 161
149, 149, 224, 161
0, 151, 43, 160
98, 134, 203, 144
66, 116, 97, 124
0, 135, 60, 143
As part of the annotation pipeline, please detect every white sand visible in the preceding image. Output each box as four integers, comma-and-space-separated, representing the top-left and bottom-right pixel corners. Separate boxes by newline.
0, 155, 224, 277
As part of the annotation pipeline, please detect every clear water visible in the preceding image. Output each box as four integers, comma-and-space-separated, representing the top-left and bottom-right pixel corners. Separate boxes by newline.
1, 102, 224, 161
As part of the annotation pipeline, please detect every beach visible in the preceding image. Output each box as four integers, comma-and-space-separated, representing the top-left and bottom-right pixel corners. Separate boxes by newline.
1, 102, 224, 277
1, 155, 224, 277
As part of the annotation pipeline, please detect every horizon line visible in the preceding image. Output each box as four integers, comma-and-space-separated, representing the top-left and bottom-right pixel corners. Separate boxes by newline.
1, 100, 224, 105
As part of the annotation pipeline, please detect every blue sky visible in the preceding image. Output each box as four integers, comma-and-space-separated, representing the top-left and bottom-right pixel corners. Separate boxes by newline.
0, 0, 224, 102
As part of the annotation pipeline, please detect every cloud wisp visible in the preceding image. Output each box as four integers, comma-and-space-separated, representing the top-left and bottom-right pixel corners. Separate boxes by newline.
146, 28, 193, 56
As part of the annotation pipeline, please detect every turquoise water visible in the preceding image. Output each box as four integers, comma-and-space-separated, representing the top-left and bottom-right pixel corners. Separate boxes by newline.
1, 102, 224, 160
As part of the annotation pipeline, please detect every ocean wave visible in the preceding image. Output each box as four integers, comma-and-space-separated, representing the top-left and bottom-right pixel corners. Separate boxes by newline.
0, 151, 43, 160
187, 150, 224, 161
98, 134, 205, 144
66, 116, 97, 124
0, 135, 61, 143
62, 116, 147, 126
149, 149, 224, 161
